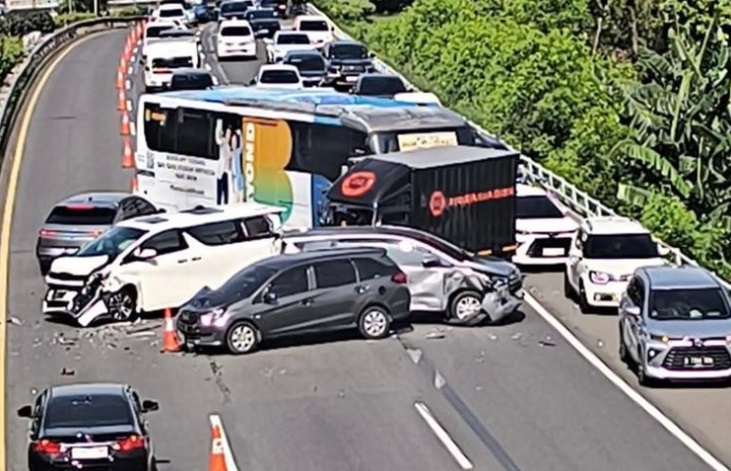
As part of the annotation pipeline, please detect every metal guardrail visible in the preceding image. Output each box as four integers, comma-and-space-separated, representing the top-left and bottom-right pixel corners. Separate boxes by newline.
0, 16, 144, 171
305, 2, 731, 288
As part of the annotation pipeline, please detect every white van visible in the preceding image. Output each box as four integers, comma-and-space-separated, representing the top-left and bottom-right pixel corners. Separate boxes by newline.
153, 3, 187, 23
293, 15, 333, 49
216, 19, 256, 59
43, 203, 286, 327
144, 40, 199, 91
142, 20, 184, 60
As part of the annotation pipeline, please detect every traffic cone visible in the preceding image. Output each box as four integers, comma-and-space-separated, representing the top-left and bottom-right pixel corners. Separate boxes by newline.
130, 175, 138, 192
120, 113, 131, 136
117, 89, 126, 111
136, 22, 143, 39
119, 55, 127, 72
208, 424, 227, 471
161, 308, 180, 353
116, 69, 124, 89
122, 137, 134, 168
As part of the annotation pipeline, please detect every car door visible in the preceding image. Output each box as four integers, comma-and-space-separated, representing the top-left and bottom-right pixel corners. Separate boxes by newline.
255, 264, 313, 336
625, 277, 646, 358
185, 219, 249, 289
308, 259, 361, 329
381, 241, 451, 311
28, 392, 46, 441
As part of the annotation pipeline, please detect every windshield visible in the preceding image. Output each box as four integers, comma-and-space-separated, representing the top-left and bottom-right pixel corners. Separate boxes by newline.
152, 56, 194, 69
584, 234, 659, 259
287, 54, 325, 72
278, 34, 309, 45
159, 8, 183, 17
77, 226, 146, 258
45, 394, 134, 429
248, 9, 275, 19
260, 70, 299, 84
332, 43, 368, 59
213, 264, 278, 304
357, 76, 407, 96
516, 195, 564, 219
221, 2, 249, 13
299, 20, 328, 31
46, 206, 116, 225
172, 74, 213, 90
649, 288, 731, 320
221, 26, 251, 36
146, 26, 173, 38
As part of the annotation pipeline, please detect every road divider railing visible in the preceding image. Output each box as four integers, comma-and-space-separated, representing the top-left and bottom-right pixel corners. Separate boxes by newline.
305, 2, 731, 288
0, 16, 144, 172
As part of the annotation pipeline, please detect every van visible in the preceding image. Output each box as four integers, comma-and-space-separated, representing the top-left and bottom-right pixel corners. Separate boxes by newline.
216, 19, 256, 59
144, 40, 199, 91
153, 3, 187, 22
293, 15, 333, 48
43, 203, 286, 327
142, 20, 183, 60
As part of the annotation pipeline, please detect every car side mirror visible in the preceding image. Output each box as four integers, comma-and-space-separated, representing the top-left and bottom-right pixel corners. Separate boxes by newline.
625, 306, 641, 317
264, 291, 277, 304
422, 255, 442, 268
368, 52, 376, 58
135, 248, 157, 260
657, 244, 670, 257
17, 405, 33, 418
248, 78, 257, 86
274, 57, 283, 63
141, 400, 159, 412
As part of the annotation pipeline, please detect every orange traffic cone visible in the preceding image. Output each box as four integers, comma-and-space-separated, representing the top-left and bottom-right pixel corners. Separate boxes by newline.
120, 113, 131, 136
119, 55, 128, 72
130, 175, 138, 192
116, 69, 125, 89
208, 424, 227, 471
117, 89, 126, 111
136, 22, 143, 39
161, 308, 180, 353
122, 137, 134, 168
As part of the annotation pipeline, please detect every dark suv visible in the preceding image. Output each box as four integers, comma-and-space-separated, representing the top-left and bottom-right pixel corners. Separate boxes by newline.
321, 40, 376, 90
176, 247, 411, 354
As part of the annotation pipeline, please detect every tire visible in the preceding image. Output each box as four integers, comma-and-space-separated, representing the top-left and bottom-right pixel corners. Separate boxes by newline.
636, 354, 656, 387
618, 325, 631, 365
358, 305, 391, 339
225, 321, 260, 354
448, 290, 484, 326
563, 270, 573, 298
109, 287, 138, 322
578, 281, 591, 314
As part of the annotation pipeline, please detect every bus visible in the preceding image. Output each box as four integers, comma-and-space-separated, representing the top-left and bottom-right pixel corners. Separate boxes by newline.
134, 86, 507, 228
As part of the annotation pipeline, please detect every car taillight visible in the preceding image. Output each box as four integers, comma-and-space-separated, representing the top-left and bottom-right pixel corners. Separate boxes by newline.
391, 272, 407, 284
33, 439, 62, 455
39, 229, 56, 237
112, 434, 145, 452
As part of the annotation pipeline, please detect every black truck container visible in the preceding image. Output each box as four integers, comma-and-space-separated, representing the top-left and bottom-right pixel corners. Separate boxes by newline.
325, 146, 519, 256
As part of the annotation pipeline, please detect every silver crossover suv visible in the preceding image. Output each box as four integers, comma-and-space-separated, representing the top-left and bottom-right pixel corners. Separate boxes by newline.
619, 265, 731, 386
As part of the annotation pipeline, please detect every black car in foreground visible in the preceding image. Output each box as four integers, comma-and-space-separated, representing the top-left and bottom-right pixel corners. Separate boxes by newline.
18, 383, 160, 471
176, 247, 411, 354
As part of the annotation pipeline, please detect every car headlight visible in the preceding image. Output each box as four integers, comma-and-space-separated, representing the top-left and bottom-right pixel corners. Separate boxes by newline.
588, 270, 613, 284
200, 308, 226, 326
648, 333, 670, 343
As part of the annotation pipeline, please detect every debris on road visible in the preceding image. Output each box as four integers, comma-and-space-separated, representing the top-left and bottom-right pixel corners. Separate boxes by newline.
61, 367, 75, 376
8, 316, 22, 326
511, 333, 522, 341
538, 340, 556, 347
487, 333, 498, 340
425, 331, 445, 340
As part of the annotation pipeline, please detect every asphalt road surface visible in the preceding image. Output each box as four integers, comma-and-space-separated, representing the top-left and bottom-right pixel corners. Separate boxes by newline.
0, 23, 726, 471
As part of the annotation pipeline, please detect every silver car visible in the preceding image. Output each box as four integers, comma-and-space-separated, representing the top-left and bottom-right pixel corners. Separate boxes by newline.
619, 265, 731, 386
283, 226, 523, 326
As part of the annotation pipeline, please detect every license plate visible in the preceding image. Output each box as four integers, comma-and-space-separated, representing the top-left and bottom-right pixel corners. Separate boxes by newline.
542, 247, 565, 257
684, 356, 713, 367
346, 76, 358, 82
71, 446, 108, 460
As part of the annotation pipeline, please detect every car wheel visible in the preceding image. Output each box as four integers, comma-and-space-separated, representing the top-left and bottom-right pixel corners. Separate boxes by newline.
448, 290, 484, 325
578, 281, 591, 314
636, 355, 656, 387
358, 306, 391, 339
618, 326, 630, 364
109, 287, 138, 322
563, 270, 573, 299
226, 321, 259, 354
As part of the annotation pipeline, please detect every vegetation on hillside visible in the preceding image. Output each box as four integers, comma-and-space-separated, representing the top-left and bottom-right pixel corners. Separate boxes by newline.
314, 0, 731, 279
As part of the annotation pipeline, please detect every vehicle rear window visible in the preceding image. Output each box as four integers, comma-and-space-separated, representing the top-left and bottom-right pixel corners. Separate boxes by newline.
146, 26, 171, 38
353, 256, 396, 281
278, 34, 310, 45
260, 70, 299, 84
357, 77, 407, 96
46, 206, 116, 225
44, 394, 134, 428
221, 1, 250, 13
248, 10, 275, 19
332, 43, 368, 59
516, 195, 564, 219
152, 56, 194, 69
221, 26, 252, 37
299, 20, 328, 31
287, 54, 325, 72
171, 73, 213, 90
159, 8, 183, 17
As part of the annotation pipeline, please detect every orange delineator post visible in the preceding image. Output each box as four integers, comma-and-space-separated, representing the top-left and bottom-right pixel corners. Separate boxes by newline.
130, 175, 138, 193
120, 113, 131, 136
116, 69, 124, 90
161, 308, 180, 353
122, 137, 134, 168
208, 424, 227, 471
116, 89, 126, 111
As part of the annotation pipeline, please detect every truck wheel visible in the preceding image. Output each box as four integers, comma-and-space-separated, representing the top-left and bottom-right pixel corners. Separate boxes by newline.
448, 290, 484, 325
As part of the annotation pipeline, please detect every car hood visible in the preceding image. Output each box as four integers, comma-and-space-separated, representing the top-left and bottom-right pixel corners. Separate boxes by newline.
516, 216, 578, 234
646, 318, 731, 338
330, 58, 372, 66
586, 258, 667, 278
49, 255, 109, 277
466, 256, 517, 278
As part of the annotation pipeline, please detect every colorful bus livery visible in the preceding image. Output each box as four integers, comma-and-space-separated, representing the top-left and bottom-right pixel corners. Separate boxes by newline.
135, 86, 508, 228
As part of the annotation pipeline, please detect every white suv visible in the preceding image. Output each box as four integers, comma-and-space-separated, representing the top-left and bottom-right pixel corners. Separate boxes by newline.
563, 216, 668, 312
216, 19, 256, 59
43, 203, 285, 327
513, 184, 578, 266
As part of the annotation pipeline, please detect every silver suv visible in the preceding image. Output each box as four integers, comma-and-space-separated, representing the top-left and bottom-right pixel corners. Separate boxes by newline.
619, 265, 731, 386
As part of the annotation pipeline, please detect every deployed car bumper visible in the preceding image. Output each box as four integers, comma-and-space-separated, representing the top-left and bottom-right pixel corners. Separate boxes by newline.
481, 284, 522, 323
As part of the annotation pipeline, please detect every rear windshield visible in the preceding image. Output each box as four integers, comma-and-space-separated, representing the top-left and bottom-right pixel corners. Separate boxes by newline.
287, 54, 325, 72
146, 26, 172, 38
221, 26, 252, 36
516, 195, 564, 219
221, 2, 250, 13
158, 8, 183, 17
248, 9, 275, 19
357, 77, 407, 96
152, 56, 194, 69
46, 206, 116, 225
172, 74, 213, 90
332, 43, 368, 59
44, 394, 134, 428
278, 34, 309, 45
260, 70, 299, 84
299, 20, 328, 31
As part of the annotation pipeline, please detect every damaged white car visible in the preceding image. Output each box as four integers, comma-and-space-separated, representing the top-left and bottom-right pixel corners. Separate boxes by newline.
42, 204, 285, 327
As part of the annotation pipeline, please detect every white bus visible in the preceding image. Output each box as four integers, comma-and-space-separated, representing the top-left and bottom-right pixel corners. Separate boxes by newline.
134, 86, 507, 228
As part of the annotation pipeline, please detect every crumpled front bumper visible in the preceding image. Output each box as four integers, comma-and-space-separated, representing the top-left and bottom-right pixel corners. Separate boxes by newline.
481, 284, 522, 323
42, 284, 111, 327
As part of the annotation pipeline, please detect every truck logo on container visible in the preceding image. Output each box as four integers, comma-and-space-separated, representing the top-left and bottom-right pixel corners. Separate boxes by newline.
429, 191, 447, 217
341, 171, 376, 197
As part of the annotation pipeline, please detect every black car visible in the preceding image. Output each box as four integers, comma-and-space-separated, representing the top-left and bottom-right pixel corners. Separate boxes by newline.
170, 68, 215, 90
259, 0, 287, 17
36, 192, 159, 275
282, 49, 327, 86
18, 383, 160, 471
321, 40, 376, 89
351, 73, 409, 99
218, 0, 253, 21
176, 247, 411, 354
245, 7, 281, 38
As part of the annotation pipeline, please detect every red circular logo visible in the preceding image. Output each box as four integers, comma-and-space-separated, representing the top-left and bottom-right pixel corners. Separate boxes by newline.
429, 191, 446, 217
341, 171, 376, 197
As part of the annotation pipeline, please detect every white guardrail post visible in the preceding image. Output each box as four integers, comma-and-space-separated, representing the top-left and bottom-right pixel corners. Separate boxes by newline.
304, 2, 731, 289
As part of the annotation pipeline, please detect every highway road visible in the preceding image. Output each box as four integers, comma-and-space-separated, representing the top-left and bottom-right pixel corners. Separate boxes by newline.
0, 22, 727, 471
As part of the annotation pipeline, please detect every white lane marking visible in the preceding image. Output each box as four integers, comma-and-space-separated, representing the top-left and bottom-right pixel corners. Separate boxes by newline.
414, 402, 473, 470
204, 63, 212, 71
133, 47, 138, 55
125, 79, 131, 91
127, 66, 133, 76
130, 122, 136, 137
126, 100, 132, 112
523, 293, 731, 471
209, 414, 239, 471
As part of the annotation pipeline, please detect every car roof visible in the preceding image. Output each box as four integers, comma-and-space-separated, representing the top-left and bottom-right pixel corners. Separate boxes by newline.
276, 30, 309, 37
121, 203, 284, 231
516, 184, 547, 197
330, 39, 363, 46
264, 247, 386, 269
157, 3, 184, 10
259, 64, 298, 72
360, 73, 400, 80
284, 49, 322, 57
582, 216, 649, 235
641, 265, 721, 290
172, 68, 211, 76
220, 18, 252, 26
146, 40, 195, 53
56, 191, 131, 208
296, 15, 328, 22
47, 382, 128, 399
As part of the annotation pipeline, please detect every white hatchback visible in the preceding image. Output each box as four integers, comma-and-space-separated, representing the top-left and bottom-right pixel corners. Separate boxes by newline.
253, 64, 303, 89
216, 19, 256, 59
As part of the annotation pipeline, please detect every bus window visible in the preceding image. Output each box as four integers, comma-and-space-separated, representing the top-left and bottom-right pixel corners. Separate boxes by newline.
289, 121, 368, 181
177, 109, 214, 158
